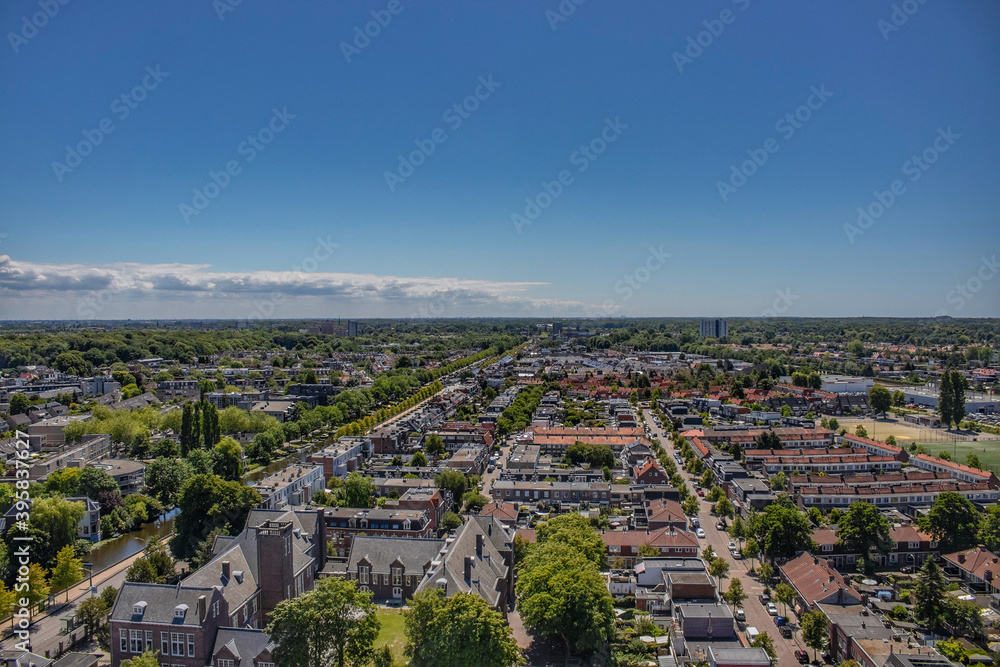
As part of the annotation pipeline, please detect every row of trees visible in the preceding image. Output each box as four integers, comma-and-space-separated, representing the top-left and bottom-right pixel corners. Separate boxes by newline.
938, 369, 968, 429
248, 576, 523, 667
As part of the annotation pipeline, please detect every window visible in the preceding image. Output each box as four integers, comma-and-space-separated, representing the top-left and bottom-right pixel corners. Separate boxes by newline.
120, 629, 128, 652
171, 633, 185, 656
392, 568, 402, 585
130, 629, 144, 653
216, 660, 234, 667
909, 542, 919, 549
188, 634, 196, 657
360, 566, 369, 584
822, 544, 833, 552
146, 630, 154, 651
161, 633, 169, 656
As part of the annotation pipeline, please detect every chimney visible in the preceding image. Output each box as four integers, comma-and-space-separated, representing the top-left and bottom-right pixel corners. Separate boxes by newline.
222, 561, 231, 580
197, 595, 206, 620
959, 553, 967, 564
476, 534, 484, 557
464, 555, 473, 582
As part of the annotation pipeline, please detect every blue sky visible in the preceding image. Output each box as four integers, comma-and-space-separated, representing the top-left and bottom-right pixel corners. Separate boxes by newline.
1, 0, 998, 320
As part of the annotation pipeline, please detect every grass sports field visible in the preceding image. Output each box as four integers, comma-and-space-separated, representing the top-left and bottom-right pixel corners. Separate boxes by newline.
836, 416, 1000, 472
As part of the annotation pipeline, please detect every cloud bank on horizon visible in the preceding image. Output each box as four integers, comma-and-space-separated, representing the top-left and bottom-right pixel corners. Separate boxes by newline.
0, 255, 587, 320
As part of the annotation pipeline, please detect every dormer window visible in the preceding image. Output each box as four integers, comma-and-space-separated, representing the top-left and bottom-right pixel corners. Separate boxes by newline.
133, 601, 147, 617
174, 604, 188, 619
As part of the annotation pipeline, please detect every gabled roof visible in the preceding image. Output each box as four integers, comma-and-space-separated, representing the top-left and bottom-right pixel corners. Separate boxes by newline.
211, 627, 274, 662
110, 582, 221, 625
781, 552, 861, 606
347, 536, 444, 573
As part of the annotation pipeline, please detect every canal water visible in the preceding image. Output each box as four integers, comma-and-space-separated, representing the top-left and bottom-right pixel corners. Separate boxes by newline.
86, 507, 180, 571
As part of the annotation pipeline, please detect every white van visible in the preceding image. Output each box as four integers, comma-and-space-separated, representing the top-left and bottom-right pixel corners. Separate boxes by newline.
745, 626, 760, 644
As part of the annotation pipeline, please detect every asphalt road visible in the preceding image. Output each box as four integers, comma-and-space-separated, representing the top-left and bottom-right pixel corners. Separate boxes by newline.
643, 409, 808, 666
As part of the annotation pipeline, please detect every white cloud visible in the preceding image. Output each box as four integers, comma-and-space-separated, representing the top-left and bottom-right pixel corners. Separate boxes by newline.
0, 255, 583, 319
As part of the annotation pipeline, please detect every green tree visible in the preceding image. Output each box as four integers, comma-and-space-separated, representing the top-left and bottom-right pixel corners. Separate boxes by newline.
142, 538, 175, 581
949, 369, 967, 428
24, 562, 49, 618
441, 512, 462, 532
267, 578, 380, 667
757, 562, 774, 585
404, 589, 524, 667
424, 433, 446, 457
936, 637, 967, 665
752, 504, 813, 562
801, 609, 829, 661
892, 390, 906, 407
50, 544, 84, 601
912, 557, 946, 630
682, 496, 700, 517
535, 513, 607, 568
210, 437, 244, 482
144, 457, 192, 505
78, 467, 121, 503
517, 542, 614, 655
774, 582, 795, 618
30, 496, 86, 562
434, 469, 467, 505
120, 652, 160, 667
750, 631, 777, 661
966, 453, 983, 470
78, 594, 110, 639
125, 556, 161, 584
724, 577, 746, 611
854, 424, 868, 438
979, 505, 1000, 552
709, 557, 730, 586
919, 491, 980, 552
8, 393, 29, 415
715, 496, 735, 521
170, 474, 260, 559
44, 467, 81, 496
868, 383, 891, 416
410, 452, 428, 467
344, 472, 374, 509
462, 492, 489, 514
55, 351, 91, 376
939, 370, 954, 429
836, 501, 893, 574
743, 538, 760, 572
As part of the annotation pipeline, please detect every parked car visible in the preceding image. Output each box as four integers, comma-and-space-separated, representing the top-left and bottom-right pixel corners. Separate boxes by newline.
697, 489, 705, 497
727, 541, 737, 551
774, 615, 786, 627
766, 602, 778, 616
759, 592, 771, 603
732, 550, 742, 560
695, 528, 706, 539
735, 608, 746, 622
716, 522, 725, 530
794, 650, 809, 663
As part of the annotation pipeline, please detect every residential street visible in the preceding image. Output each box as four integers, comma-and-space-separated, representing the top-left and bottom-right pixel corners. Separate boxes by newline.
644, 409, 807, 666
2, 548, 147, 660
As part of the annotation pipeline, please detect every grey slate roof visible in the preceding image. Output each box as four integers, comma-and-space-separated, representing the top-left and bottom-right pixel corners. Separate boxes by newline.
211, 627, 274, 662
110, 582, 218, 625
347, 536, 445, 573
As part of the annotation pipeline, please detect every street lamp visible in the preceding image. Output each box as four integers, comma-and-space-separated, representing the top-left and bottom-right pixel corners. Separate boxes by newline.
82, 563, 94, 596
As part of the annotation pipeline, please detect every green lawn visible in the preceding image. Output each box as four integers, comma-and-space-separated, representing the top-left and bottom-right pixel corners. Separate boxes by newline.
376, 608, 407, 664
921, 441, 1000, 472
